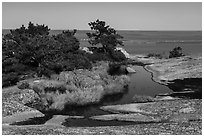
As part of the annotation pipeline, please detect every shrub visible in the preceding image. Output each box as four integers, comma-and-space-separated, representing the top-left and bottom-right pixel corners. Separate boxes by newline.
2, 22, 52, 86
2, 21, 127, 88
4, 22, 50, 45
17, 81, 30, 89
109, 49, 127, 62
169, 46, 184, 58
84, 47, 127, 62
3, 63, 30, 74
107, 63, 125, 75
18, 62, 130, 112
2, 22, 92, 87
85, 51, 112, 62
65, 53, 92, 70
53, 30, 80, 53
104, 75, 130, 94
2, 73, 19, 87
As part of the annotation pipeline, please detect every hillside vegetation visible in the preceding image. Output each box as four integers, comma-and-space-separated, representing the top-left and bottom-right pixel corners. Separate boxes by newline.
2, 20, 127, 87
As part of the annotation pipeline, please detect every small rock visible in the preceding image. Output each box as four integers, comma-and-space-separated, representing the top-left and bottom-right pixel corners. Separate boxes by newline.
126, 67, 136, 73
179, 107, 195, 113
156, 96, 179, 101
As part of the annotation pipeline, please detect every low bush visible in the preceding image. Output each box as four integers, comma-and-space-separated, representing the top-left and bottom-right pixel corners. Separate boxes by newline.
2, 73, 19, 87
17, 81, 30, 89
169, 46, 184, 58
85, 51, 112, 62
110, 49, 127, 62
104, 75, 130, 95
18, 62, 130, 112
42, 52, 92, 75
107, 63, 127, 75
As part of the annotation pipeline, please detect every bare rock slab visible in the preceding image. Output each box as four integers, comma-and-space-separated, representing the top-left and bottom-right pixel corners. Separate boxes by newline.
100, 99, 202, 123
90, 113, 160, 123
126, 67, 136, 73
169, 113, 201, 123
143, 56, 202, 84
101, 103, 156, 114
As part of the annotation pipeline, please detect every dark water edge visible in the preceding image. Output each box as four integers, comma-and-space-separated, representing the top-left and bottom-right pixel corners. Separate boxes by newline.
144, 65, 202, 99
167, 78, 202, 99
168, 78, 202, 92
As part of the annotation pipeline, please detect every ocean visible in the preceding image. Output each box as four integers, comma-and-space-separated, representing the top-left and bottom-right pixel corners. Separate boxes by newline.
2, 29, 202, 57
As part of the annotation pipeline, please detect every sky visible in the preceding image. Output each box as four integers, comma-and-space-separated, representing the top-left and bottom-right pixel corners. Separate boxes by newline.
2, 2, 202, 30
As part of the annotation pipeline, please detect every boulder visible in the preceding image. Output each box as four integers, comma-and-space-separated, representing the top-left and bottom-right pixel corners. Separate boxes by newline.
115, 47, 131, 59
79, 47, 93, 54
155, 96, 179, 101
126, 67, 136, 73
108, 64, 134, 75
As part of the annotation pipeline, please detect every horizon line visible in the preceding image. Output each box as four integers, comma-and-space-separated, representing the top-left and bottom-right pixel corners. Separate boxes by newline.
2, 28, 202, 31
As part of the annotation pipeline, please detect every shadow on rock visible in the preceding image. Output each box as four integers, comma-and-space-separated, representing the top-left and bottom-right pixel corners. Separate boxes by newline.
167, 78, 202, 99
10, 115, 53, 126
